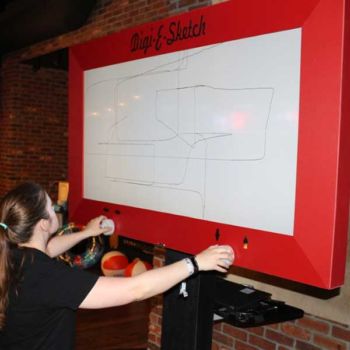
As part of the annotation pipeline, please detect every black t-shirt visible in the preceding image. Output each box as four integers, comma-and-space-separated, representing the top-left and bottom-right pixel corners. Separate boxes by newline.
0, 247, 99, 350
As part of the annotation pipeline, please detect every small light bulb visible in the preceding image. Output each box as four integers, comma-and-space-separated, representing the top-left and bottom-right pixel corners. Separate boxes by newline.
243, 236, 249, 250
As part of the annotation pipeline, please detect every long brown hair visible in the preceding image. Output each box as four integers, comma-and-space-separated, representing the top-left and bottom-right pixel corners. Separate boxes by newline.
0, 182, 49, 329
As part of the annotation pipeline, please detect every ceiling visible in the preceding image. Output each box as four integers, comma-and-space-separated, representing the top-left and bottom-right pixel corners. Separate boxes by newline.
0, 0, 97, 65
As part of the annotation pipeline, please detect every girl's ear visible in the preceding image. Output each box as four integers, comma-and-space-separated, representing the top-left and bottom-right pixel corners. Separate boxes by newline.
38, 218, 50, 232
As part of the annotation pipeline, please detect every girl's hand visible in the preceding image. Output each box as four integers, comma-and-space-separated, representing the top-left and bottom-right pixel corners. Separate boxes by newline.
83, 215, 110, 237
195, 245, 234, 273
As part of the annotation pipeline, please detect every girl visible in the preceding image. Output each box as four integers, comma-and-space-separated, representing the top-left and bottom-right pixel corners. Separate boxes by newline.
0, 182, 234, 349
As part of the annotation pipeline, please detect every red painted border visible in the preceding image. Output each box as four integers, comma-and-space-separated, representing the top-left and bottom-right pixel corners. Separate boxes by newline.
69, 0, 350, 288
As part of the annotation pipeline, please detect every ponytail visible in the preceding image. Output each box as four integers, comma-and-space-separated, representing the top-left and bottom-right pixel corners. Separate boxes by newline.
0, 182, 49, 330
0, 224, 11, 329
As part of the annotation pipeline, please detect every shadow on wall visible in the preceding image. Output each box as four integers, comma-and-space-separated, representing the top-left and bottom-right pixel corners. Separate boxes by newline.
229, 265, 340, 299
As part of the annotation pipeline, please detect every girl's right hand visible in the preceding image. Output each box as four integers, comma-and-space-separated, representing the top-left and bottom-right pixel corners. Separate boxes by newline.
195, 245, 234, 273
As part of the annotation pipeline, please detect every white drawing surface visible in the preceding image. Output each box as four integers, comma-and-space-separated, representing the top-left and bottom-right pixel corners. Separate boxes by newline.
84, 28, 301, 235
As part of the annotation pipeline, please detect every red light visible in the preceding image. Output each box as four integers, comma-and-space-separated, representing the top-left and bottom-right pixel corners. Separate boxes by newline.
230, 112, 248, 130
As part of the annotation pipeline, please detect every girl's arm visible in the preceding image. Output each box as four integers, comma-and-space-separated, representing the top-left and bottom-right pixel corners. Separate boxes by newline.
79, 245, 234, 309
46, 216, 109, 258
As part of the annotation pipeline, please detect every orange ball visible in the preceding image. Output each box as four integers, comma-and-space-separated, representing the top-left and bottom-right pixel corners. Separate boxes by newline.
124, 258, 152, 277
101, 251, 129, 276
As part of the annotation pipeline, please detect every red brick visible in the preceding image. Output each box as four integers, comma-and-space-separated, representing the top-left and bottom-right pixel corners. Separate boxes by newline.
265, 329, 294, 347
297, 317, 330, 334
295, 340, 321, 350
332, 326, 350, 342
147, 340, 160, 350
236, 341, 258, 350
222, 324, 248, 341
148, 324, 161, 335
212, 342, 220, 350
153, 259, 163, 268
213, 322, 223, 332
212, 343, 231, 350
249, 334, 276, 350
149, 313, 161, 326
267, 323, 280, 330
313, 334, 347, 350
178, 0, 194, 7
212, 330, 234, 346
248, 326, 265, 336
281, 323, 311, 341
148, 332, 157, 343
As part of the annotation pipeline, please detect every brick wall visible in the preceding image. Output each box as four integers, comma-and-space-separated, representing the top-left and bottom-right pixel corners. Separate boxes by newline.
0, 60, 67, 200
148, 246, 166, 350
0, 0, 349, 349
212, 315, 350, 350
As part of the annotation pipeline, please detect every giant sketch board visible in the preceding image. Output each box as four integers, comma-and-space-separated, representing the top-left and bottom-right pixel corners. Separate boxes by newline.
69, 0, 350, 289
84, 29, 301, 236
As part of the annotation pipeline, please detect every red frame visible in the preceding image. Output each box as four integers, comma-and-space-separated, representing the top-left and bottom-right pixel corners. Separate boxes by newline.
69, 0, 350, 288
